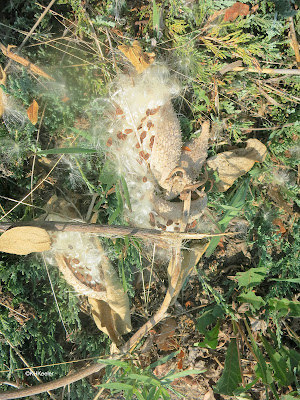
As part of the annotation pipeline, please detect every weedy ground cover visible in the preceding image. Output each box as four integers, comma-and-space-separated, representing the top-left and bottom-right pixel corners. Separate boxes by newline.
0, 1, 299, 399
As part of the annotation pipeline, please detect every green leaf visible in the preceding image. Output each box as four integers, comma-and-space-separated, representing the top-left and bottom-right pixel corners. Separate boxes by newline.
161, 369, 205, 384
127, 373, 161, 388
37, 147, 97, 155
97, 359, 130, 368
153, 0, 160, 38
271, 278, 300, 283
206, 180, 249, 257
238, 291, 266, 310
99, 160, 118, 185
119, 176, 132, 212
98, 382, 134, 390
214, 338, 242, 395
195, 320, 220, 349
133, 388, 147, 400
268, 298, 300, 317
148, 351, 180, 370
282, 347, 300, 374
70, 127, 93, 141
233, 377, 259, 396
244, 322, 273, 386
235, 266, 267, 289
261, 336, 293, 386
108, 185, 123, 225
196, 305, 224, 334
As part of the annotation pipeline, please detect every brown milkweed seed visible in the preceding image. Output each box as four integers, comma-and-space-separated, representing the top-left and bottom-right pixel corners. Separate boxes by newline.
106, 137, 113, 147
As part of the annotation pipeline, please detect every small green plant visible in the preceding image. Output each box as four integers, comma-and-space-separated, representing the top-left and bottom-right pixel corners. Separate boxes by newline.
98, 351, 205, 399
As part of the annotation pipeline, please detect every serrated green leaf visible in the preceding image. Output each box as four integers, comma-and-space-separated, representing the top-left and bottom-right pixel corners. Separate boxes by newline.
235, 267, 267, 289
214, 338, 242, 395
238, 291, 266, 310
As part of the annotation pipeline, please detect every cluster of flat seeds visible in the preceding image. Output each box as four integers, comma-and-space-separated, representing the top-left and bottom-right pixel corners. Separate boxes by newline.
105, 100, 164, 228
50, 232, 105, 292
104, 65, 189, 231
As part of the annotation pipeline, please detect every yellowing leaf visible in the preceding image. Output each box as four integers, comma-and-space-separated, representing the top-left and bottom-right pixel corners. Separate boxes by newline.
27, 100, 39, 125
118, 40, 155, 73
207, 139, 267, 192
0, 227, 51, 255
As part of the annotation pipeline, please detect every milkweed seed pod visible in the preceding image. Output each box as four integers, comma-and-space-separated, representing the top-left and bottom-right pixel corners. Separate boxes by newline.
49, 230, 132, 344
104, 64, 208, 231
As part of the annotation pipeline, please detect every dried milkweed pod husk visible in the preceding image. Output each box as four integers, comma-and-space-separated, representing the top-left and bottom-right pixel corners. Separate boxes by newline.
50, 231, 131, 345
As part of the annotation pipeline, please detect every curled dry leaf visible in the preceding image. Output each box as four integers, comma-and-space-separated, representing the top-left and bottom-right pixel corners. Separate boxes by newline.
168, 240, 209, 306
155, 317, 178, 351
27, 100, 39, 125
118, 40, 155, 73
224, 2, 250, 22
0, 227, 51, 255
207, 139, 267, 192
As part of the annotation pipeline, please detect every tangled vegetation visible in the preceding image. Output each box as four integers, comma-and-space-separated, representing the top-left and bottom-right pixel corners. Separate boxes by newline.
0, 1, 299, 399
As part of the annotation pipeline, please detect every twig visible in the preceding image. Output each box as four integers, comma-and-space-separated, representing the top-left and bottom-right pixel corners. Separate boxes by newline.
0, 220, 236, 243
289, 16, 300, 69
0, 302, 28, 320
230, 66, 300, 75
240, 122, 296, 131
30, 103, 47, 216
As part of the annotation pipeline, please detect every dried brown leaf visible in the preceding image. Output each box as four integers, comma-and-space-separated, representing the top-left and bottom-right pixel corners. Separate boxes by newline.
118, 40, 155, 73
207, 139, 267, 192
27, 100, 39, 125
0, 227, 51, 255
88, 297, 131, 346
156, 317, 178, 351
168, 240, 209, 305
224, 2, 250, 22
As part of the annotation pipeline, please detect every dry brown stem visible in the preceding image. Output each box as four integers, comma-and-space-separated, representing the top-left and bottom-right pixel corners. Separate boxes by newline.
289, 16, 300, 69
0, 221, 234, 242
